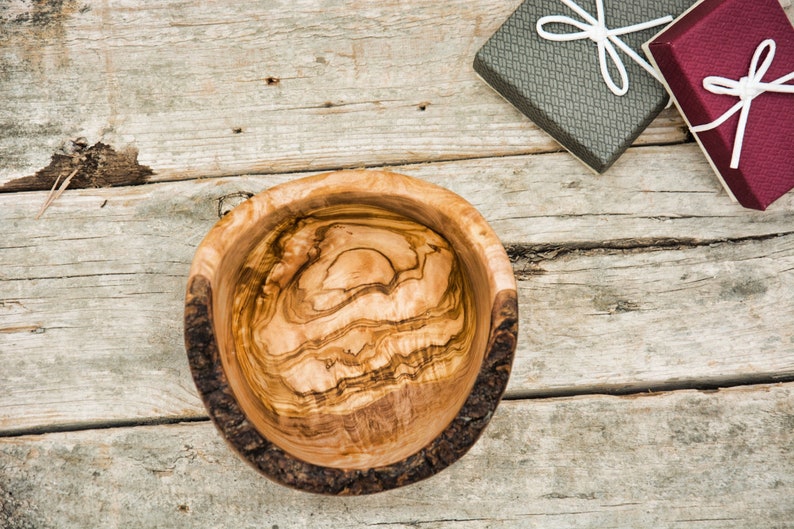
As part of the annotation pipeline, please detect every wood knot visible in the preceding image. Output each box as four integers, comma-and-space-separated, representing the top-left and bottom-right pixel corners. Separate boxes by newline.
217, 191, 254, 218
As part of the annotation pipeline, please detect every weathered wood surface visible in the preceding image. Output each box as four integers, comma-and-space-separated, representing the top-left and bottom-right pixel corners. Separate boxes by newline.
2, 0, 794, 525
2, 384, 793, 528
0, 0, 694, 187
2, 147, 794, 434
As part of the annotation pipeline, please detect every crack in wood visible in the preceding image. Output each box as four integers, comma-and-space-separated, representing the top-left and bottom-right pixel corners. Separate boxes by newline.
0, 416, 210, 439
366, 517, 491, 526
506, 232, 794, 279
0, 325, 44, 334
0, 271, 184, 282
674, 518, 741, 523
502, 373, 794, 401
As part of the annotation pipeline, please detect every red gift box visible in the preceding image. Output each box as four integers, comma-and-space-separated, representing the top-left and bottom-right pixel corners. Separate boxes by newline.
644, 0, 794, 210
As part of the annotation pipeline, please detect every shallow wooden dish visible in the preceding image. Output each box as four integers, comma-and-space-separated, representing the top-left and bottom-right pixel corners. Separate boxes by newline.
184, 170, 517, 494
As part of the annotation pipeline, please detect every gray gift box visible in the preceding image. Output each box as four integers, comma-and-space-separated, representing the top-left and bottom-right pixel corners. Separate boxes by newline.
474, 0, 694, 173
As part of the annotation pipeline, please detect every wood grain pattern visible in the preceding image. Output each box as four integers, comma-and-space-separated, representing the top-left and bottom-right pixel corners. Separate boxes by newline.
232, 205, 479, 468
185, 170, 517, 488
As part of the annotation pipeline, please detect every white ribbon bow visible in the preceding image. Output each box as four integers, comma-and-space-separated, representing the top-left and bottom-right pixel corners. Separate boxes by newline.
691, 39, 794, 169
536, 0, 672, 96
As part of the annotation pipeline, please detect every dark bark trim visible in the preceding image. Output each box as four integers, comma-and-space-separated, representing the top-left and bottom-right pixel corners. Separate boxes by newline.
184, 275, 517, 495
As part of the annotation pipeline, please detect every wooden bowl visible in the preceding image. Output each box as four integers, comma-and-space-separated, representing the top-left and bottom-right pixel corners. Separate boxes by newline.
184, 170, 517, 494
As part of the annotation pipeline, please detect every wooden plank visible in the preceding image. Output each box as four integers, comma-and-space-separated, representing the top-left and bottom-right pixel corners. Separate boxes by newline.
0, 0, 696, 188
4, 144, 794, 247
1, 383, 792, 528
512, 232, 794, 397
1, 147, 793, 432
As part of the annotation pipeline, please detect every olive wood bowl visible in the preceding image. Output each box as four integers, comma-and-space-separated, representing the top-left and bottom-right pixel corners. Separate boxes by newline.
184, 170, 517, 494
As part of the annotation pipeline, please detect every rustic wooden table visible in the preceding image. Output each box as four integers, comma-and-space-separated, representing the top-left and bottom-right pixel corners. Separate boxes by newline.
1, 1, 793, 527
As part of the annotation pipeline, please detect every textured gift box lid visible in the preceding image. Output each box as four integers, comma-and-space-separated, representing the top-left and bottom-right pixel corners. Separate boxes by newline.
644, 0, 794, 210
474, 0, 695, 173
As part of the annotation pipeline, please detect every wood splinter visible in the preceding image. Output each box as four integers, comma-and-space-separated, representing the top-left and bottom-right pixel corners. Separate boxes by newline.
35, 168, 79, 219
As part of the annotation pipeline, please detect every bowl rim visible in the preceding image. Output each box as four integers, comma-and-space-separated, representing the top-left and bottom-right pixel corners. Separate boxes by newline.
184, 169, 518, 494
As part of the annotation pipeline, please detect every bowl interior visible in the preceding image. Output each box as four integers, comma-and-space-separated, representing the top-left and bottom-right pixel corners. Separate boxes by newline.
211, 196, 495, 470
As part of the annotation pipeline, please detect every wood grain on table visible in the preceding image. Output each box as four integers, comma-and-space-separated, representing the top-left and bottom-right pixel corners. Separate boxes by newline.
1, 1, 793, 527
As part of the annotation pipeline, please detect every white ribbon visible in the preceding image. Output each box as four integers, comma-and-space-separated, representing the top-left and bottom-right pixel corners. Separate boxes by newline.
690, 39, 794, 169
536, 0, 672, 96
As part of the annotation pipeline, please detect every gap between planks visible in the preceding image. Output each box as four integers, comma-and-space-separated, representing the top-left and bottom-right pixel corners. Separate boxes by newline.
4, 378, 794, 440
